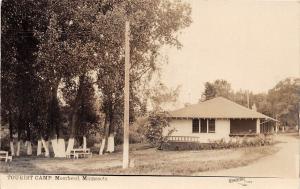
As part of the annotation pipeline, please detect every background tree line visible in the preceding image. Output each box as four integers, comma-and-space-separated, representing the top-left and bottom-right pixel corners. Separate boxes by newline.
200, 78, 300, 128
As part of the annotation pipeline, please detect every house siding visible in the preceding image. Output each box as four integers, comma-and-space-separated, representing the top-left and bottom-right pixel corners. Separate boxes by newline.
164, 119, 230, 143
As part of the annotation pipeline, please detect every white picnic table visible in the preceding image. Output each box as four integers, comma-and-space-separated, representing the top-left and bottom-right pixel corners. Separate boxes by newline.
66, 148, 92, 159
0, 150, 12, 162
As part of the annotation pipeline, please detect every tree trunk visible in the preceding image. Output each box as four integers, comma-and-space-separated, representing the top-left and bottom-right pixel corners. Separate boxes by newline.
99, 138, 105, 155
16, 140, 21, 156
51, 137, 58, 157
37, 140, 42, 156
26, 141, 32, 155
10, 141, 15, 156
67, 75, 85, 154
99, 115, 109, 155
106, 110, 115, 153
41, 138, 50, 157
66, 107, 77, 155
103, 115, 110, 152
67, 109, 77, 152
56, 138, 66, 157
49, 82, 60, 134
70, 112, 77, 138
66, 138, 75, 154
107, 134, 115, 153
51, 137, 66, 158
49, 81, 64, 158
83, 136, 87, 149
9, 113, 15, 156
25, 122, 32, 155
16, 123, 21, 157
8, 103, 14, 155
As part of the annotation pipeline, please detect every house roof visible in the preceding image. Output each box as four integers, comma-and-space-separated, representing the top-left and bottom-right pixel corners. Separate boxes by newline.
168, 97, 276, 120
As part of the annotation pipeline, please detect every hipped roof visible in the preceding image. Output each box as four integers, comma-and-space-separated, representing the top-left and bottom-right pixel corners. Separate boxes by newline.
169, 97, 276, 121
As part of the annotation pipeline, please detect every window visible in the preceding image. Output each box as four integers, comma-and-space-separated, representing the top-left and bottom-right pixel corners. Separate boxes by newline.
200, 119, 207, 133
192, 119, 199, 133
208, 119, 215, 133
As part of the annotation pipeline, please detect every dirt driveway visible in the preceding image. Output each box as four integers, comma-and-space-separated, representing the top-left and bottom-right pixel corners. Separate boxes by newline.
195, 134, 299, 178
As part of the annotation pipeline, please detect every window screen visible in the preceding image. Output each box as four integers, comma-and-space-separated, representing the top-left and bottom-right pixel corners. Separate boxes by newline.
208, 119, 215, 133
192, 119, 199, 133
200, 119, 207, 133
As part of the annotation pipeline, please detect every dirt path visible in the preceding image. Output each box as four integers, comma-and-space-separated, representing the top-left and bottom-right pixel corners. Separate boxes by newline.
195, 134, 299, 178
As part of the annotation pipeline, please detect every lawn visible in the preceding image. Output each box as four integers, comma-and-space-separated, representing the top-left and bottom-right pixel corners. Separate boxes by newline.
0, 143, 279, 176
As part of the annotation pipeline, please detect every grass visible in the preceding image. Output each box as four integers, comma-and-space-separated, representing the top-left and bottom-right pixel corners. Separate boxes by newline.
86, 145, 279, 175
0, 143, 279, 175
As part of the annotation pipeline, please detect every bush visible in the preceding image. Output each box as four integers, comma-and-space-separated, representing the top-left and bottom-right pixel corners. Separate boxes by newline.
113, 118, 147, 145
161, 142, 212, 151
161, 135, 275, 151
129, 118, 147, 144
143, 111, 174, 149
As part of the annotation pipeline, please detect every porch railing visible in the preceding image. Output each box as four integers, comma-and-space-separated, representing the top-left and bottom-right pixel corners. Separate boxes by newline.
166, 136, 201, 142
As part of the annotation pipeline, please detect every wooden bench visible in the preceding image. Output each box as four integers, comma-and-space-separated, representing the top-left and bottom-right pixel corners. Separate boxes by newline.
67, 148, 92, 159
76, 152, 92, 159
0, 151, 12, 162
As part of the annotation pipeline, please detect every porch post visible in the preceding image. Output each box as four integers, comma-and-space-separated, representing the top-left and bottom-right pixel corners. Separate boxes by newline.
256, 119, 260, 134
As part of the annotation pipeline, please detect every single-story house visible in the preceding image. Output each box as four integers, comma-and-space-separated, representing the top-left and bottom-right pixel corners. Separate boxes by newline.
164, 97, 276, 143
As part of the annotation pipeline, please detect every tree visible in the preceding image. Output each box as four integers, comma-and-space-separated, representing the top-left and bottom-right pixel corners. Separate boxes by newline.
213, 80, 233, 99
34, 0, 118, 156
90, 0, 192, 152
201, 82, 217, 101
200, 78, 300, 129
1, 0, 192, 156
1, 0, 50, 155
267, 78, 300, 127
62, 74, 100, 152
201, 79, 233, 101
146, 82, 180, 112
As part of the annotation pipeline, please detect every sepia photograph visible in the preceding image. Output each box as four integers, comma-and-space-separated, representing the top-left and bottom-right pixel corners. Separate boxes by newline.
0, 0, 299, 188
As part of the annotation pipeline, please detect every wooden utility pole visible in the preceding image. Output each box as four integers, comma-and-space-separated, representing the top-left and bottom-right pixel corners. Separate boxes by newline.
123, 20, 130, 169
275, 114, 279, 134
246, 90, 250, 108
0, 123, 2, 149
298, 102, 300, 136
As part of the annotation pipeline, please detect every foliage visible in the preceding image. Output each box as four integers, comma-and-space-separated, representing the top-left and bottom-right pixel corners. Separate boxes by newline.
59, 74, 102, 148
93, 0, 192, 139
1, 0, 51, 141
145, 82, 180, 112
143, 111, 173, 149
161, 135, 274, 151
129, 117, 148, 144
200, 78, 300, 128
201, 82, 216, 101
1, 0, 192, 150
267, 78, 300, 127
201, 79, 233, 101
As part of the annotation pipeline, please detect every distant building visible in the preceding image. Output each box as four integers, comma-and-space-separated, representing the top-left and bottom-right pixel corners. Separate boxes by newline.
164, 97, 276, 143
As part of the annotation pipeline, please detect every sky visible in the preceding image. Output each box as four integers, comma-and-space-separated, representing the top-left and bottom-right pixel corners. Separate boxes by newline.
160, 0, 300, 107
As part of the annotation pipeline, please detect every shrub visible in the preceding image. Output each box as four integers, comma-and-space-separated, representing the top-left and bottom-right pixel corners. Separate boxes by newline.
161, 135, 275, 151
143, 111, 174, 149
129, 117, 147, 144
161, 142, 212, 151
